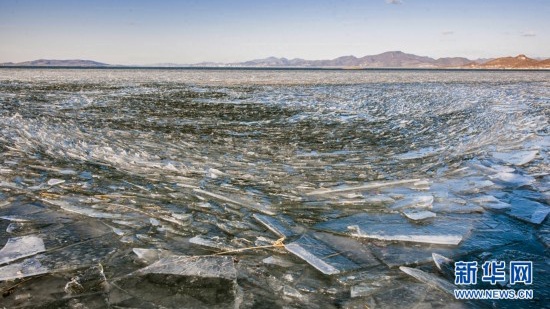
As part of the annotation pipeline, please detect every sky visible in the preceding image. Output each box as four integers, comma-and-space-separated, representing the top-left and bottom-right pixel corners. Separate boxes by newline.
0, 0, 548, 65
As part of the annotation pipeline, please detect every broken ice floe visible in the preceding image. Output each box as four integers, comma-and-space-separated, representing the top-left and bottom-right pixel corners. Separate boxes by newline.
40, 198, 126, 219
0, 235, 46, 264
193, 188, 275, 215
369, 242, 454, 268
492, 150, 538, 166
449, 178, 495, 195
315, 213, 470, 245
131, 255, 236, 280
432, 253, 454, 279
313, 232, 380, 268
350, 284, 379, 298
1, 68, 549, 308
305, 179, 421, 196
0, 237, 114, 281
489, 172, 535, 187
399, 266, 454, 295
285, 234, 360, 275
402, 209, 436, 221
390, 194, 434, 210
431, 199, 484, 214
363, 195, 396, 205
116, 255, 240, 307
507, 197, 550, 224
0, 257, 49, 280
253, 213, 295, 238
262, 255, 295, 268
47, 178, 65, 186
189, 235, 236, 251
396, 147, 441, 160
132, 248, 173, 265
471, 195, 511, 210
64, 264, 109, 295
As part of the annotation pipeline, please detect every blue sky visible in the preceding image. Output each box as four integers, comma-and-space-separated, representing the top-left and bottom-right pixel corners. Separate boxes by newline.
0, 0, 548, 64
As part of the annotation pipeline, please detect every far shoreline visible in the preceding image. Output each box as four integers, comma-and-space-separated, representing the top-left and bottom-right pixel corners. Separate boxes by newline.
1, 66, 549, 71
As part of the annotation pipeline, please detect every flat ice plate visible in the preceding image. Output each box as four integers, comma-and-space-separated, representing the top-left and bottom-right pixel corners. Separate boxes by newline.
314, 213, 471, 245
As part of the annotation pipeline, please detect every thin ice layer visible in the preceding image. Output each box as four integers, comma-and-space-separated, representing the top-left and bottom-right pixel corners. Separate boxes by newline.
0, 237, 114, 281
507, 197, 550, 225
0, 235, 45, 264
132, 255, 237, 280
305, 179, 421, 196
390, 195, 434, 210
315, 213, 470, 245
285, 234, 360, 275
193, 188, 275, 215
399, 266, 455, 295
402, 209, 437, 221
492, 150, 538, 166
253, 213, 294, 238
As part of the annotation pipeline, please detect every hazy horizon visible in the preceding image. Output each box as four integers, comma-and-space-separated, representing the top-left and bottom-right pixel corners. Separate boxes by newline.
1, 0, 548, 65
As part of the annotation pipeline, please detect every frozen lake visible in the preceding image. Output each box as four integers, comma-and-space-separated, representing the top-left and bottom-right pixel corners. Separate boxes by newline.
0, 68, 548, 308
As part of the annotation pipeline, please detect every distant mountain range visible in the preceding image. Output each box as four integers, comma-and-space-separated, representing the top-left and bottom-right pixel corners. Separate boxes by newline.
2, 52, 549, 69
231, 51, 477, 68
0, 59, 109, 67
465, 54, 550, 69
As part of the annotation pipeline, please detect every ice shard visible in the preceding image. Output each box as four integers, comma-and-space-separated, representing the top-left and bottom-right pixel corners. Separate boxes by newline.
189, 235, 235, 251
399, 266, 455, 295
492, 150, 538, 166
0, 257, 49, 280
0, 237, 114, 281
0, 235, 45, 264
432, 253, 455, 279
117, 255, 240, 308
285, 234, 360, 275
390, 195, 434, 210
131, 255, 237, 280
193, 188, 275, 215
262, 255, 295, 268
350, 285, 379, 298
370, 242, 455, 268
64, 264, 109, 295
47, 178, 65, 186
253, 213, 295, 238
402, 209, 437, 221
507, 197, 550, 224
315, 213, 470, 245
305, 179, 421, 196
133, 248, 173, 265
471, 195, 511, 210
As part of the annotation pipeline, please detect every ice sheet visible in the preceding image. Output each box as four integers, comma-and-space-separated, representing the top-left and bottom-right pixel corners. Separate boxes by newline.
315, 213, 471, 245
0, 235, 45, 264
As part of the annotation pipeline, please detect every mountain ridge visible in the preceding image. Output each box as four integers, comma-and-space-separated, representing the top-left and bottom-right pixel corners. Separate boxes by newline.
2, 52, 549, 69
465, 54, 549, 69
0, 59, 109, 67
